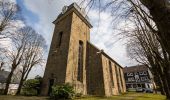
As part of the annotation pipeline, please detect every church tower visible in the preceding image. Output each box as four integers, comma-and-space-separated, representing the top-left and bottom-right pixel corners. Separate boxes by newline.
41, 3, 92, 95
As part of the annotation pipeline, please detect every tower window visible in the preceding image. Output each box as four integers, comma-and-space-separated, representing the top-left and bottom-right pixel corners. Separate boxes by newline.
57, 32, 63, 48
77, 40, 83, 82
109, 61, 114, 87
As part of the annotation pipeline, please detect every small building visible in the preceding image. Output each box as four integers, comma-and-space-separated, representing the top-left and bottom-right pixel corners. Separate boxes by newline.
123, 65, 154, 90
41, 3, 126, 96
0, 70, 20, 95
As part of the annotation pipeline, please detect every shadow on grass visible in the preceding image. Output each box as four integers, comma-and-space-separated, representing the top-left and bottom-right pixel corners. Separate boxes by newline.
0, 93, 166, 100
0, 95, 50, 100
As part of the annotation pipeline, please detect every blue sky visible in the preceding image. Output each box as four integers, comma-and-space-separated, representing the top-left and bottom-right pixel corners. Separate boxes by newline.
16, 0, 39, 26
13, 0, 137, 78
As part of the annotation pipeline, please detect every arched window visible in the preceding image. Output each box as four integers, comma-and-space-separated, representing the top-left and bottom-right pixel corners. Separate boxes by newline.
77, 40, 83, 82
57, 32, 63, 48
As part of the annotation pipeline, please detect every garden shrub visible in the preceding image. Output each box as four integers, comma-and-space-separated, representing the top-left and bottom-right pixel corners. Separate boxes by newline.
51, 83, 75, 99
22, 88, 37, 96
75, 93, 83, 97
0, 89, 4, 95
21, 76, 42, 96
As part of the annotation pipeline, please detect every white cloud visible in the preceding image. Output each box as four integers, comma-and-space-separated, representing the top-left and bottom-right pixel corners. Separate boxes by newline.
89, 9, 137, 67
24, 0, 74, 45
0, 20, 25, 51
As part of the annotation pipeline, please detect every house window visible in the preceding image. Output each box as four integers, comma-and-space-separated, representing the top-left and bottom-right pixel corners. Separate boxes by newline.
143, 71, 147, 75
128, 78, 131, 82
135, 72, 138, 75
77, 41, 83, 82
57, 32, 63, 48
128, 77, 134, 82
145, 76, 149, 80
139, 72, 143, 75
127, 73, 133, 76
141, 77, 145, 81
109, 61, 114, 87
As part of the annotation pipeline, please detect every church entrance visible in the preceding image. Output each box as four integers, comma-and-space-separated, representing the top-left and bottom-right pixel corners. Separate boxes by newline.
48, 79, 54, 95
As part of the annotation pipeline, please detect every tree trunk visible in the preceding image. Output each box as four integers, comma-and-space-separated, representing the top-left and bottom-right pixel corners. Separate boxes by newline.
139, 0, 170, 55
162, 75, 170, 99
0, 62, 4, 70
165, 66, 170, 89
155, 63, 170, 98
16, 72, 25, 95
158, 76, 166, 95
3, 67, 15, 95
160, 71, 170, 98
164, 67, 170, 99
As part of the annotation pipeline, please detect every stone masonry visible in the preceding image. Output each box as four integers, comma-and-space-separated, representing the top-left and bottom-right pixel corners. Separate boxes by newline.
40, 3, 126, 96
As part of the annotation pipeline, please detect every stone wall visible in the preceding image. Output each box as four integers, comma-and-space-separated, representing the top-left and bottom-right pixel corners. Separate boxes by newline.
65, 12, 90, 94
86, 42, 105, 96
119, 67, 126, 92
86, 42, 126, 96
101, 55, 118, 96
41, 13, 73, 95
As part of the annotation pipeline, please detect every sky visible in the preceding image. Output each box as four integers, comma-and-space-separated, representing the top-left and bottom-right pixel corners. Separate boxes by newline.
9, 0, 138, 78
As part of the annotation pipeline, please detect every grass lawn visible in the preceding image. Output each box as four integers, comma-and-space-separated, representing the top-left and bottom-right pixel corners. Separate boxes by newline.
0, 93, 166, 100
75, 93, 166, 100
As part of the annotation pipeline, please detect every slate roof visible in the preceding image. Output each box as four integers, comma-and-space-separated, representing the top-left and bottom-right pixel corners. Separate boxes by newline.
0, 70, 20, 84
123, 65, 148, 73
0, 70, 9, 83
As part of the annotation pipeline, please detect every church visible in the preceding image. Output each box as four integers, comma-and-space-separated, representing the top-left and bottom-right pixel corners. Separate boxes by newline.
40, 3, 126, 96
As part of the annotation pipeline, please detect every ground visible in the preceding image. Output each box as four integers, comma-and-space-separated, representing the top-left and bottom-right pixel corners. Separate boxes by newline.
0, 93, 166, 100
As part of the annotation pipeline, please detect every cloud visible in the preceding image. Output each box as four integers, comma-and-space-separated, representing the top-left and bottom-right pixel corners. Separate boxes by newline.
23, 0, 74, 46
0, 20, 25, 52
88, 9, 137, 66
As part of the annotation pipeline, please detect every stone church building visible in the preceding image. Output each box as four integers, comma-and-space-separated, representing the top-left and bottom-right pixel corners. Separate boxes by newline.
41, 3, 126, 96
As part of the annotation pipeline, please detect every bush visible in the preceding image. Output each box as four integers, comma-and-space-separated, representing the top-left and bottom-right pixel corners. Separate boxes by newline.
0, 89, 4, 95
22, 88, 37, 96
51, 83, 75, 99
75, 93, 83, 97
21, 76, 42, 96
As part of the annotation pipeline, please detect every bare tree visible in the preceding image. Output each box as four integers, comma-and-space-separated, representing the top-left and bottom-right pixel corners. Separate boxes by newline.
138, 0, 170, 56
16, 29, 46, 95
125, 11, 170, 97
0, 0, 21, 39
3, 26, 36, 94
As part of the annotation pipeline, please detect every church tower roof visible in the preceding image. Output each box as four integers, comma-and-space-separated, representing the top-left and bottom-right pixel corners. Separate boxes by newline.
53, 2, 93, 28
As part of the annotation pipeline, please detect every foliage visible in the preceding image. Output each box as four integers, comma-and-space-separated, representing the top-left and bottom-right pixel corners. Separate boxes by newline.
21, 76, 42, 96
75, 93, 83, 97
51, 83, 75, 99
0, 89, 4, 95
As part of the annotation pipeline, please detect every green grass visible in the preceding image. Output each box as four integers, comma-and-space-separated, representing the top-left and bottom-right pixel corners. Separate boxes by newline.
75, 93, 166, 100
136, 93, 166, 100
0, 95, 49, 100
0, 93, 166, 100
